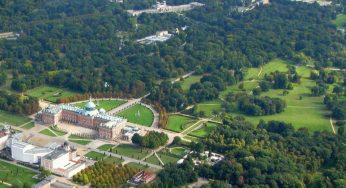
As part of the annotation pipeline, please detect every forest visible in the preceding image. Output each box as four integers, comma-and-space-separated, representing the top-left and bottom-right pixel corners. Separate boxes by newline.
149, 116, 346, 187
0, 0, 344, 105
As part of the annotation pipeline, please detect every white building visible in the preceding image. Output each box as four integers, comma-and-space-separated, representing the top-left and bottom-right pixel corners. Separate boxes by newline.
136, 31, 173, 45
127, 1, 204, 16
41, 142, 86, 178
7, 133, 55, 164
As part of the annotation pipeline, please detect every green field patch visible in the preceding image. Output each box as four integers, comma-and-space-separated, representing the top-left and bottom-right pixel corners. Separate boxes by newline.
260, 59, 289, 78
97, 144, 115, 151
21, 122, 35, 130
26, 86, 78, 103
156, 147, 187, 164
0, 160, 38, 187
188, 122, 219, 138
84, 151, 123, 164
332, 14, 346, 27
196, 100, 223, 117
39, 129, 58, 137
183, 135, 200, 142
117, 104, 154, 126
166, 114, 197, 132
178, 75, 202, 92
0, 111, 32, 126
113, 144, 151, 160
68, 139, 92, 145
146, 155, 162, 165
126, 162, 149, 170
74, 100, 126, 111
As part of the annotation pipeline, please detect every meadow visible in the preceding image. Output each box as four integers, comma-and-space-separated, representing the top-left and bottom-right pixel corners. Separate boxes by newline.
332, 14, 346, 27
195, 99, 223, 118
26, 86, 78, 103
74, 100, 126, 111
113, 144, 151, 160
165, 114, 196, 132
195, 59, 332, 132
178, 75, 202, 92
0, 160, 38, 187
0, 111, 32, 126
84, 151, 123, 164
117, 104, 154, 126
188, 122, 220, 138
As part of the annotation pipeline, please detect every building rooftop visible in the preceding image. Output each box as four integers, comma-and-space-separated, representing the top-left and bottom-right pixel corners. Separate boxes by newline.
43, 149, 68, 160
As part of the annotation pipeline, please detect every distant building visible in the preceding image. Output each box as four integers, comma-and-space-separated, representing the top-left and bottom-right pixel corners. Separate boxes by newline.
128, 170, 156, 185
136, 31, 173, 45
41, 142, 86, 178
0, 32, 20, 40
36, 98, 127, 140
121, 126, 142, 141
127, 1, 204, 16
33, 176, 76, 188
7, 133, 56, 164
0, 126, 10, 150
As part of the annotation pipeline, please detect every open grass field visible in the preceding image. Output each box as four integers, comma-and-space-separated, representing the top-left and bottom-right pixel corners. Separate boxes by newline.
155, 147, 187, 164
0, 160, 38, 187
68, 139, 92, 145
84, 151, 123, 164
74, 100, 126, 111
244, 59, 289, 80
195, 99, 223, 117
113, 144, 151, 160
97, 144, 115, 151
188, 122, 219, 138
0, 111, 32, 126
223, 61, 332, 132
183, 135, 200, 142
21, 122, 35, 130
25, 86, 78, 103
166, 114, 196, 132
146, 155, 162, 166
179, 75, 202, 92
39, 127, 66, 137
332, 14, 346, 27
126, 162, 149, 170
117, 104, 154, 126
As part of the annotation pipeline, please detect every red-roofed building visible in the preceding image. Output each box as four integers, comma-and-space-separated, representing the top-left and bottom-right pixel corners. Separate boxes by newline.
128, 170, 156, 185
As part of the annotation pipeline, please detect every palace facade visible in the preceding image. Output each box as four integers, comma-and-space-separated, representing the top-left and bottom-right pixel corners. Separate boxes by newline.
36, 99, 127, 140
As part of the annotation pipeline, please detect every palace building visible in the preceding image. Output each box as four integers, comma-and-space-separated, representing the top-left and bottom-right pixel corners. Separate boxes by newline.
35, 98, 127, 140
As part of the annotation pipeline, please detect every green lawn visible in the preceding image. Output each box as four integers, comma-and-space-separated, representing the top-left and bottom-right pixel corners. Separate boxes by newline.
146, 155, 162, 166
84, 151, 123, 164
113, 144, 151, 160
183, 135, 200, 142
156, 147, 187, 164
117, 104, 154, 126
166, 115, 196, 132
224, 64, 332, 132
244, 59, 289, 80
39, 129, 58, 137
97, 144, 115, 151
332, 14, 346, 27
0, 160, 38, 187
40, 127, 67, 137
195, 100, 223, 117
21, 122, 35, 130
68, 134, 88, 139
26, 86, 78, 103
179, 75, 202, 92
126, 162, 149, 170
0, 111, 32, 126
68, 139, 92, 145
188, 122, 219, 138
74, 100, 126, 111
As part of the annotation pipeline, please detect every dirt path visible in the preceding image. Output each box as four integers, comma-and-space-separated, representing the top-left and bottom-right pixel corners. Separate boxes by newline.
257, 66, 263, 77
329, 116, 336, 134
